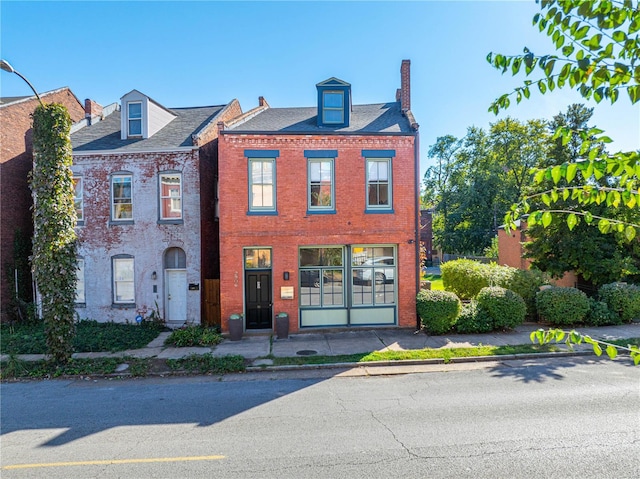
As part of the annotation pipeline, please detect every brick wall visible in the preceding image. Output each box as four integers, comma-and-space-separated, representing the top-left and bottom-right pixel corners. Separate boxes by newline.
218, 133, 418, 333
0, 88, 85, 321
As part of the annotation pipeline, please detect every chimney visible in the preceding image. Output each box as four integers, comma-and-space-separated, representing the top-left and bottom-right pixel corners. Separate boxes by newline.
84, 99, 103, 119
400, 60, 411, 112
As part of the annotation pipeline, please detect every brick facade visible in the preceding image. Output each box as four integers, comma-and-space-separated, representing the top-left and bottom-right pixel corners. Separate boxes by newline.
0, 88, 86, 321
218, 134, 419, 333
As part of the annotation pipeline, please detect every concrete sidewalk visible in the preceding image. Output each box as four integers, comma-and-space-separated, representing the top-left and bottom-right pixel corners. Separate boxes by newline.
3, 323, 639, 367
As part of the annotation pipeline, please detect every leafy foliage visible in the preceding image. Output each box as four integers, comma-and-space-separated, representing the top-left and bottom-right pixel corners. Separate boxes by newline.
505, 268, 551, 319
1, 320, 164, 354
488, 0, 640, 113
30, 104, 78, 364
165, 326, 224, 347
441, 259, 491, 299
455, 301, 494, 334
416, 289, 461, 335
476, 286, 527, 330
584, 298, 622, 326
531, 328, 640, 365
167, 354, 245, 374
598, 281, 640, 322
536, 286, 591, 325
425, 119, 550, 255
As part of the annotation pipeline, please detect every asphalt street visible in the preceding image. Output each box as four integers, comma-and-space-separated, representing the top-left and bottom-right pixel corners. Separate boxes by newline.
1, 356, 639, 478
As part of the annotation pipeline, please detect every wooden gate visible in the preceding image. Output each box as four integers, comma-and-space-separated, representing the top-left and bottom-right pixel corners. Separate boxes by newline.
202, 279, 221, 327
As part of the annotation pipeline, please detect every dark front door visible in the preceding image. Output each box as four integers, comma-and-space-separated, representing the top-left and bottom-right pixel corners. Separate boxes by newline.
245, 270, 272, 329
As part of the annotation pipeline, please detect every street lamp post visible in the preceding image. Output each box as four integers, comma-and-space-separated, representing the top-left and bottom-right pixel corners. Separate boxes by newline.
0, 59, 43, 106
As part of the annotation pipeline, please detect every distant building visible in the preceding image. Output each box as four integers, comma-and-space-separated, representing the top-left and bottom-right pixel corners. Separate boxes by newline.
420, 208, 434, 263
217, 60, 420, 334
0, 88, 87, 321
70, 91, 242, 327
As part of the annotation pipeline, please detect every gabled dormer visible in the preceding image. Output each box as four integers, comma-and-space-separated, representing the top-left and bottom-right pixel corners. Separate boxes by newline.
120, 90, 176, 140
316, 77, 351, 128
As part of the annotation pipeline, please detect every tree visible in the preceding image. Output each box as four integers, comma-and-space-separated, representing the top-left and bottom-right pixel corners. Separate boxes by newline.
424, 119, 549, 255
489, 0, 640, 241
30, 103, 78, 364
487, 0, 640, 113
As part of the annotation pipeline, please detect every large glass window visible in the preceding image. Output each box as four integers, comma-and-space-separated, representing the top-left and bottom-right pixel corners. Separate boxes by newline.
366, 159, 392, 209
299, 247, 344, 307
323, 91, 344, 124
128, 102, 142, 136
160, 173, 182, 220
75, 258, 85, 304
111, 174, 133, 221
352, 246, 396, 306
73, 176, 83, 223
249, 159, 275, 212
113, 256, 134, 304
308, 159, 333, 210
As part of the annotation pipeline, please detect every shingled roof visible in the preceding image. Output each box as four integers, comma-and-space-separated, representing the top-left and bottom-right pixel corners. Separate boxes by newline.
226, 102, 415, 134
72, 105, 226, 152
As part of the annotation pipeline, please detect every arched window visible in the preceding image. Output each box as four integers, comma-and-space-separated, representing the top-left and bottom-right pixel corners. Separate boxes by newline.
164, 248, 186, 269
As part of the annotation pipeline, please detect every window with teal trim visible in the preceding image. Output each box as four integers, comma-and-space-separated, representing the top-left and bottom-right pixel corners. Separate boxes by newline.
308, 158, 334, 211
366, 159, 392, 210
322, 91, 344, 124
248, 158, 276, 213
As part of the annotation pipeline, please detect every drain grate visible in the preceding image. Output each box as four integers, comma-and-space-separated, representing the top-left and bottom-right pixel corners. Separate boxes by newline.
296, 350, 318, 356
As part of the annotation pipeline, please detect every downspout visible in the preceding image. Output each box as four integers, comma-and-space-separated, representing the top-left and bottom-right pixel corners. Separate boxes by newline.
414, 130, 421, 331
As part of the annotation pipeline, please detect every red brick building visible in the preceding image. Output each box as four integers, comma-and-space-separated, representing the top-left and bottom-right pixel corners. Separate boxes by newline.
218, 61, 420, 334
0, 88, 86, 321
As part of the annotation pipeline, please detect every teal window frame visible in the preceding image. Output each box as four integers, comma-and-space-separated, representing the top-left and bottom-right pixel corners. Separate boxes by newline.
322, 91, 344, 124
308, 158, 335, 213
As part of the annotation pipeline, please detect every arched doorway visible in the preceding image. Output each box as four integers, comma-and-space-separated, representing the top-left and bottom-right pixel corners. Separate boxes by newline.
164, 247, 187, 323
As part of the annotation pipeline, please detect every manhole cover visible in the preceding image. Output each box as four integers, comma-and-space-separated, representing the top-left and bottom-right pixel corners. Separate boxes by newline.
296, 350, 318, 356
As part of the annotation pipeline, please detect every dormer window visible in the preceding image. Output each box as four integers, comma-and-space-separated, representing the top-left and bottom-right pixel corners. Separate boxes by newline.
316, 77, 351, 128
127, 102, 142, 137
322, 91, 344, 124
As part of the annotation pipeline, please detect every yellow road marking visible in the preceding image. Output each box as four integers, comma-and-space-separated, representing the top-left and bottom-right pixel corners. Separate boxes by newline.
2, 455, 225, 470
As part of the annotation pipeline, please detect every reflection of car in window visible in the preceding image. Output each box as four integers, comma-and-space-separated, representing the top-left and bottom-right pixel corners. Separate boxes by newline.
300, 270, 328, 287
353, 257, 395, 285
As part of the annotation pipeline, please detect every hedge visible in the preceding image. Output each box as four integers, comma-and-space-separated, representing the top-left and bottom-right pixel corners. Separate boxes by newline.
416, 289, 461, 335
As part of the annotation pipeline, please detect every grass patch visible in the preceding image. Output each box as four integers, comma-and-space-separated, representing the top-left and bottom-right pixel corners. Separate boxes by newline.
423, 274, 444, 291
167, 354, 245, 374
1, 356, 124, 380
164, 326, 223, 347
0, 320, 165, 355
269, 343, 563, 366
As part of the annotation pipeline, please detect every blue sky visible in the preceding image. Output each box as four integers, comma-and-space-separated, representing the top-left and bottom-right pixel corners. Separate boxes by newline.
2, 0, 638, 178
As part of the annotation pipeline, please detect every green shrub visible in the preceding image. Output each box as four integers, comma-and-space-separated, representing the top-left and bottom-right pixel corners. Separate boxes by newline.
476, 286, 526, 330
165, 326, 223, 347
503, 269, 550, 320
598, 282, 640, 323
416, 289, 461, 335
441, 259, 490, 300
455, 301, 494, 334
584, 298, 622, 327
536, 287, 590, 326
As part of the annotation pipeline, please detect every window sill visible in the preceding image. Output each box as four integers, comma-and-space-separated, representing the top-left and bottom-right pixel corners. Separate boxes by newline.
75, 302, 86, 308
247, 210, 278, 216
111, 303, 136, 309
364, 209, 395, 214
75, 221, 85, 227
306, 209, 336, 215
158, 219, 184, 225
109, 220, 134, 226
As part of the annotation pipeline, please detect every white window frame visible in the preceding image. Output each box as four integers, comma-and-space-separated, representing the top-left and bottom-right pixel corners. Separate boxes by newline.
248, 158, 276, 213
127, 102, 142, 137
112, 256, 135, 304
159, 173, 182, 220
366, 158, 392, 210
73, 176, 83, 223
111, 174, 133, 221
75, 258, 85, 304
308, 158, 334, 211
